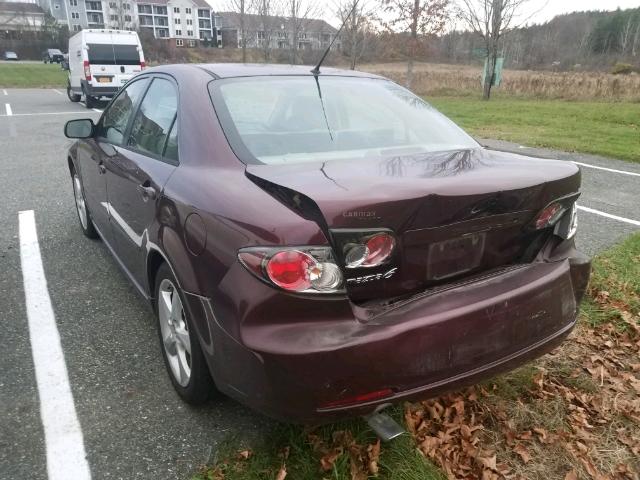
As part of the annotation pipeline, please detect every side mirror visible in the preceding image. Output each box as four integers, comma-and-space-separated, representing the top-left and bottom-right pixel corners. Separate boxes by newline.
64, 118, 95, 139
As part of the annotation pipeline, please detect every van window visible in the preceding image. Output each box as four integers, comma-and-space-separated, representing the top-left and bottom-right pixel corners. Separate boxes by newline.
87, 44, 140, 65
127, 78, 178, 158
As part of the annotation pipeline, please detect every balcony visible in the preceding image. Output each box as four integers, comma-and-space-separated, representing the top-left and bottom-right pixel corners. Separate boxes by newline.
87, 13, 104, 23
85, 1, 102, 11
153, 6, 167, 15
156, 28, 169, 38
137, 4, 151, 14
154, 17, 168, 26
198, 19, 211, 29
197, 9, 209, 18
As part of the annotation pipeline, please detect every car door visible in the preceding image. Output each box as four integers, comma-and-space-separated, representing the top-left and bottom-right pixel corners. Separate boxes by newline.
104, 76, 179, 291
85, 76, 150, 245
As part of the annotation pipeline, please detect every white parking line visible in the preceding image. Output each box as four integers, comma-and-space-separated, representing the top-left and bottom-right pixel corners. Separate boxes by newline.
578, 206, 640, 227
5, 103, 12, 116
574, 161, 640, 178
52, 89, 63, 95
2, 89, 7, 96
18, 210, 92, 480
0, 111, 96, 117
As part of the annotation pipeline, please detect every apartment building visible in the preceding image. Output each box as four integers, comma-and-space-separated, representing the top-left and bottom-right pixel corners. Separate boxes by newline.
136, 0, 218, 46
35, 0, 219, 46
218, 12, 338, 51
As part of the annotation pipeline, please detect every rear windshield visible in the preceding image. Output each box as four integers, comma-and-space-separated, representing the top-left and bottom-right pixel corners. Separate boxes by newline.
210, 76, 478, 165
87, 44, 139, 65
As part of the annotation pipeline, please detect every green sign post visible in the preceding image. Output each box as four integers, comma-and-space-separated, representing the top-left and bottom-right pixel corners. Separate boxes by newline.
482, 57, 504, 87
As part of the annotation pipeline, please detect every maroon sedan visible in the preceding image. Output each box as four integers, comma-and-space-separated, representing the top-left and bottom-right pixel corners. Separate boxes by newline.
64, 64, 590, 423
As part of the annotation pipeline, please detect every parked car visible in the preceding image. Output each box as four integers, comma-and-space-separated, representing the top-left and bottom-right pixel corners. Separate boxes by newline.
43, 48, 64, 63
63, 64, 591, 423
67, 29, 145, 108
3, 51, 18, 61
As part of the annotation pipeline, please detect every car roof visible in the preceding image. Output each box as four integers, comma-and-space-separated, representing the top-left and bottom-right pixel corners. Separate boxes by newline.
145, 63, 384, 80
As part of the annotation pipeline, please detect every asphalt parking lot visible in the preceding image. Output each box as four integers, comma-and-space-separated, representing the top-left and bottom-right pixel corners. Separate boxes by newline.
1, 88, 639, 480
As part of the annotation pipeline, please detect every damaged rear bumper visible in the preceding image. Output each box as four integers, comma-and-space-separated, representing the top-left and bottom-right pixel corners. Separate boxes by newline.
186, 246, 590, 423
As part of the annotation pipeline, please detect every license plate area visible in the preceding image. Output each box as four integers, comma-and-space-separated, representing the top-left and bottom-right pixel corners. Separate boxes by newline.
427, 233, 485, 281
95, 76, 112, 83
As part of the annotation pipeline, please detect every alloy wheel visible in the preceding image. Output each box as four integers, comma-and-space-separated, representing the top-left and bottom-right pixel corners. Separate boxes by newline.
158, 279, 192, 387
73, 174, 88, 230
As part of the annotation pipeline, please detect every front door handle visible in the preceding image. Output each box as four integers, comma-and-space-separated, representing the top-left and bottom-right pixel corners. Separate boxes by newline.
137, 183, 157, 201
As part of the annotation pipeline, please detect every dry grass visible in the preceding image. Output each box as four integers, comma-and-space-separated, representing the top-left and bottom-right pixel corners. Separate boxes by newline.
362, 62, 640, 101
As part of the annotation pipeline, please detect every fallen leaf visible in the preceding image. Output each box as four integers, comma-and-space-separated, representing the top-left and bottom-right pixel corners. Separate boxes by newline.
513, 443, 532, 464
275, 464, 287, 480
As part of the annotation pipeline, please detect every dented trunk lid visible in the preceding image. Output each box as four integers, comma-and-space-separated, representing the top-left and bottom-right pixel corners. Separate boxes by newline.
246, 148, 581, 301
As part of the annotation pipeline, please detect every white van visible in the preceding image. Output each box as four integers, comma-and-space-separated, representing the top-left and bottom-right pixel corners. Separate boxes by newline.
67, 29, 145, 108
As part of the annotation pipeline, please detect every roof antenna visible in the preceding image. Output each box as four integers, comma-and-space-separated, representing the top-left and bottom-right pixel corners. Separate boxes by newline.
311, 0, 359, 75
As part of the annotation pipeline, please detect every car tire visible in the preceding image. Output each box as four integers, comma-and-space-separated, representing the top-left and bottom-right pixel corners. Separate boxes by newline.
71, 168, 99, 239
85, 93, 96, 109
67, 84, 81, 102
155, 263, 215, 405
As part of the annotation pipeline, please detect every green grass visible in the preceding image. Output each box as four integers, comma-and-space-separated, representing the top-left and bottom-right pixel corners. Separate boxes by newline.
580, 232, 640, 328
193, 407, 443, 480
428, 96, 640, 163
0, 63, 67, 88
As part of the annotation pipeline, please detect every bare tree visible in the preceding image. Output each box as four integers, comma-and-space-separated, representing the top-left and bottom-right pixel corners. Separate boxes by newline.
227, 0, 252, 62
458, 0, 537, 100
256, 0, 283, 61
382, 0, 451, 89
335, 0, 374, 70
285, 0, 320, 64
633, 21, 640, 57
108, 0, 135, 30
619, 15, 634, 55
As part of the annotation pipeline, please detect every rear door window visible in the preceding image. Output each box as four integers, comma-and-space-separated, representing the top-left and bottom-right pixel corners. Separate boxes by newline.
127, 78, 178, 158
98, 78, 149, 144
87, 43, 139, 65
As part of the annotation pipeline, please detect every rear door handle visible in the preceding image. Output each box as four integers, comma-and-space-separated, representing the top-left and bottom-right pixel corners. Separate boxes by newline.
137, 183, 157, 201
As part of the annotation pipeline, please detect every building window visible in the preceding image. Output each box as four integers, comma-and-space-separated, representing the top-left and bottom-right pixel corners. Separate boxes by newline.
109, 1, 115, 7
175, 29, 182, 36
197, 9, 208, 18
188, 39, 195, 47
185, 7, 191, 14
110, 14, 117, 20
153, 5, 166, 14
173, 7, 179, 13
71, 12, 79, 18
187, 30, 193, 36
176, 39, 183, 46
187, 19, 193, 25
138, 4, 151, 13
174, 18, 180, 24
124, 14, 131, 21
73, 24, 81, 31
124, 3, 130, 9
69, 0, 77, 5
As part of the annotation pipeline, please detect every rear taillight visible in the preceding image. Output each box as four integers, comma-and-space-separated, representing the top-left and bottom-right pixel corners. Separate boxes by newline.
83, 60, 91, 81
554, 203, 578, 239
534, 202, 565, 230
344, 232, 396, 269
238, 246, 343, 293
140, 61, 146, 70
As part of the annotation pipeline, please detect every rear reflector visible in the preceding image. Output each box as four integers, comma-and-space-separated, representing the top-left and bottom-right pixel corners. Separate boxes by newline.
83, 60, 91, 81
320, 388, 393, 409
